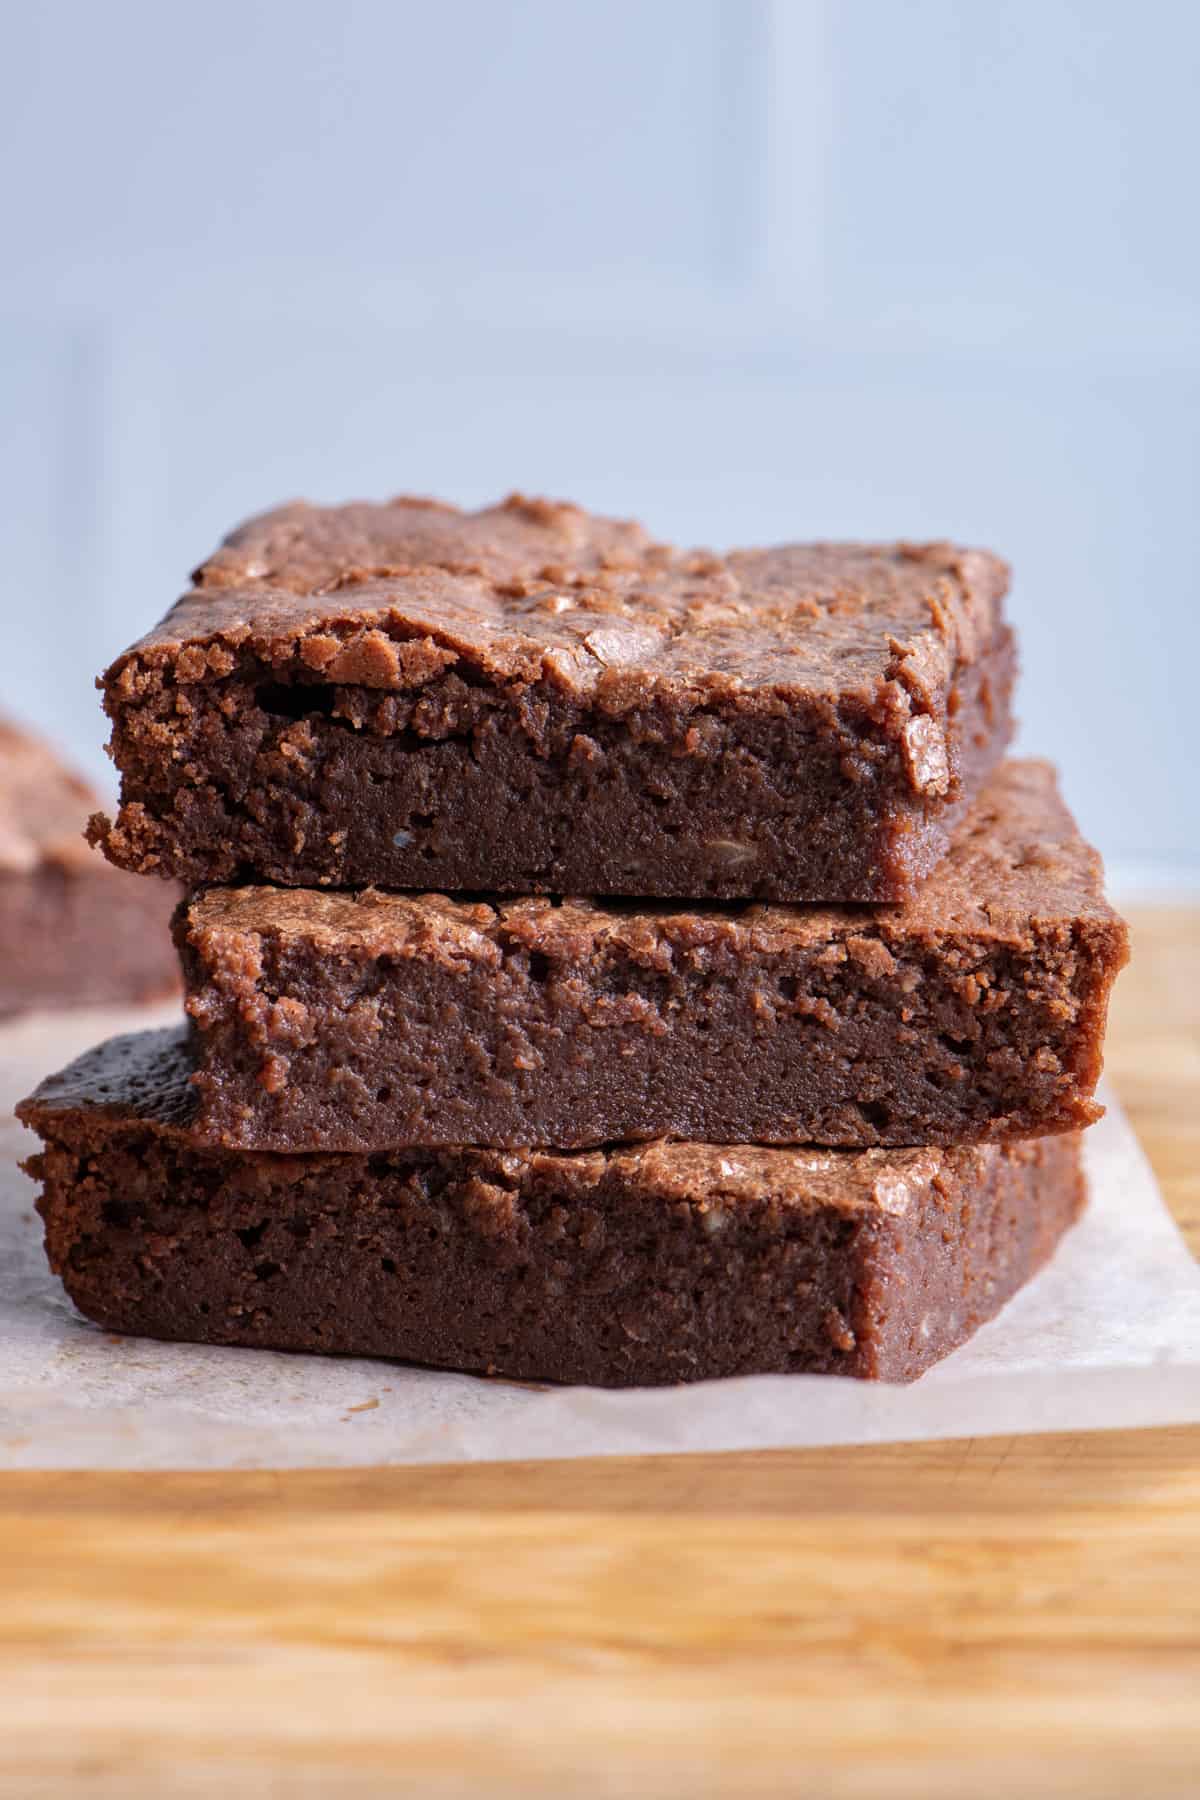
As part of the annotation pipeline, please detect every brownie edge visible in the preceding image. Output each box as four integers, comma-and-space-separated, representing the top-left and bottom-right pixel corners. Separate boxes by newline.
20, 1028, 1086, 1386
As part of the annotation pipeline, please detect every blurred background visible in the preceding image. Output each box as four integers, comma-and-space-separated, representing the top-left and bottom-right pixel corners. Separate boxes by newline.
2, 0, 1196, 887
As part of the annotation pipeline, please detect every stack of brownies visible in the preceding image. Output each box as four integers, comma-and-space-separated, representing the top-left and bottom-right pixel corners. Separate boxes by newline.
19, 495, 1129, 1384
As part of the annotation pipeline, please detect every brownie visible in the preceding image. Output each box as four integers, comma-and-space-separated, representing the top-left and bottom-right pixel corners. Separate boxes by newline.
18, 1027, 1084, 1386
0, 719, 178, 1018
89, 494, 1015, 902
173, 761, 1126, 1153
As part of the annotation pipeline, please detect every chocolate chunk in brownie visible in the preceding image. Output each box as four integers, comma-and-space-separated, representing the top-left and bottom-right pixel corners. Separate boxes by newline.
0, 718, 178, 1017
89, 493, 1014, 901
19, 1026, 1085, 1386
174, 760, 1126, 1153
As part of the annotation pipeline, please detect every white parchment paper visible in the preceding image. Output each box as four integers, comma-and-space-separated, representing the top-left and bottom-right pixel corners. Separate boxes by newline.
1, 1005, 1196, 1469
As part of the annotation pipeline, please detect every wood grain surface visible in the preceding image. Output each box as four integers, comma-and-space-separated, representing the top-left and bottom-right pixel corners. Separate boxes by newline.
1, 905, 1196, 1800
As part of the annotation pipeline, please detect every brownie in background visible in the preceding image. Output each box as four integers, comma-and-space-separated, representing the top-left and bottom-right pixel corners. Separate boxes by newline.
0, 718, 178, 1017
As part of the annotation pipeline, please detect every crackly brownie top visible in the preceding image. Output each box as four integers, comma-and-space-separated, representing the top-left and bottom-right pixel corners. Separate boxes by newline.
19, 1023, 970, 1216
108, 494, 1010, 779
181, 760, 1121, 964
0, 718, 102, 876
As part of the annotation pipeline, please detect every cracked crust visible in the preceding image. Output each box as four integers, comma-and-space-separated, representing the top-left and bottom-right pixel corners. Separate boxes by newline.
159, 494, 1006, 746
19, 1029, 1085, 1385
90, 494, 1015, 901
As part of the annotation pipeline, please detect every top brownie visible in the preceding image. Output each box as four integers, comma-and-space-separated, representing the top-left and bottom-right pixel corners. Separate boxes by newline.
90, 494, 1015, 901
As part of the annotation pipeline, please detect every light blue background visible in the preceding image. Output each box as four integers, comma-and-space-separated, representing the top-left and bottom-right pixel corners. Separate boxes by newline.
3, 1, 1196, 879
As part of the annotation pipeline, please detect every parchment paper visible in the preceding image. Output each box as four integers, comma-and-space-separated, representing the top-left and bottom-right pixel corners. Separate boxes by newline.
1, 1005, 1196, 1469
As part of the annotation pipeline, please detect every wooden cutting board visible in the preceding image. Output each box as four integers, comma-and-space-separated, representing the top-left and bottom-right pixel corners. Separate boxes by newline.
0, 906, 1196, 1800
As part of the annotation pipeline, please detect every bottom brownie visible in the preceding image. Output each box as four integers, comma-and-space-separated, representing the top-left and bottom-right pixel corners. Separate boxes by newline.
18, 1028, 1085, 1386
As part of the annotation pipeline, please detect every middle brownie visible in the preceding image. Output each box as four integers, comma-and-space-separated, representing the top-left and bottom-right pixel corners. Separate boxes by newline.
177, 759, 1127, 1152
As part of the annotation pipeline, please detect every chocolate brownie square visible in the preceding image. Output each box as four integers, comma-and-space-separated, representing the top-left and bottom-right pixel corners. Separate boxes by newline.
19, 1026, 1085, 1386
90, 494, 1014, 902
173, 761, 1126, 1152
